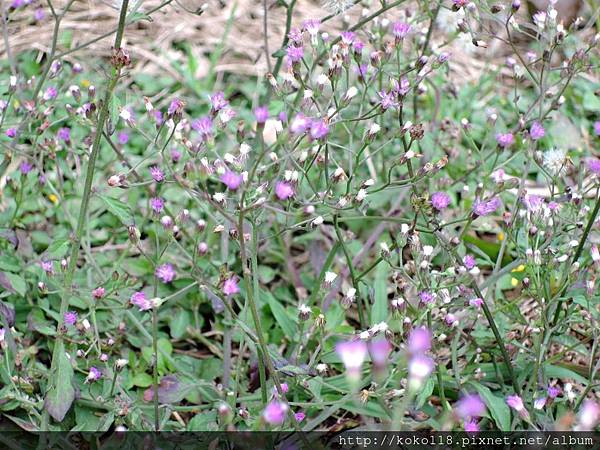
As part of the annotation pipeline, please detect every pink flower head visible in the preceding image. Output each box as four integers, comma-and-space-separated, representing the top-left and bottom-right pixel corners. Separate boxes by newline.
286, 45, 304, 64
340, 31, 355, 45
131, 291, 153, 311
463, 254, 476, 270
473, 197, 501, 217
19, 161, 33, 174
370, 339, 392, 367
290, 113, 311, 134
43, 86, 57, 101
378, 91, 398, 110
577, 399, 600, 431
431, 191, 451, 210
594, 121, 600, 136
167, 97, 185, 118
150, 166, 165, 183
273, 382, 289, 397
209, 92, 228, 113
530, 121, 545, 140
92, 287, 105, 299
456, 393, 486, 419
6, 128, 16, 138
254, 106, 269, 124
453, 0, 469, 6
495, 132, 514, 148
275, 181, 294, 200
336, 340, 368, 374
303, 19, 320, 37
223, 277, 240, 296
155, 263, 176, 283
586, 158, 600, 176
309, 119, 329, 141
294, 411, 306, 422
263, 400, 288, 426
418, 291, 435, 306
58, 127, 71, 143
547, 385, 560, 399
221, 170, 243, 191
464, 419, 480, 432
150, 198, 164, 215
408, 354, 434, 380
287, 27, 303, 44
40, 260, 54, 275
192, 116, 213, 141
469, 297, 483, 309
506, 394, 529, 419
87, 367, 102, 382
64, 311, 78, 326
522, 194, 543, 212
407, 326, 431, 354
118, 131, 129, 145
392, 22, 411, 39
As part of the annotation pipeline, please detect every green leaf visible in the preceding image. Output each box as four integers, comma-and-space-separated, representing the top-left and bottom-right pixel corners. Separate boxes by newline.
467, 382, 510, 430
98, 194, 133, 226
416, 376, 435, 408
132, 372, 153, 388
371, 263, 389, 323
169, 309, 191, 340
44, 343, 75, 422
265, 292, 297, 339
0, 272, 27, 297
45, 238, 70, 259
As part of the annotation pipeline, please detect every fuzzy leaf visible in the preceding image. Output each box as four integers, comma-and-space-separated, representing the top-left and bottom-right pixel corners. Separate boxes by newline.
44, 343, 75, 422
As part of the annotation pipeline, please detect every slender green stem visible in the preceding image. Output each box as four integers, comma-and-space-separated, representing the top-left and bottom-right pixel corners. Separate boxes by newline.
43, 0, 130, 428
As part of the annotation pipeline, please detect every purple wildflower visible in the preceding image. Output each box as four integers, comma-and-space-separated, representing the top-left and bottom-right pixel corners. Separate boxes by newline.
286, 45, 304, 64
336, 340, 368, 374
294, 412, 306, 422
19, 161, 33, 174
290, 113, 311, 134
131, 291, 153, 311
167, 98, 185, 118
171, 149, 181, 163
11, 0, 25, 8
64, 311, 78, 326
586, 158, 600, 176
87, 367, 102, 382
392, 22, 411, 39
223, 277, 240, 296
192, 116, 213, 141
530, 121, 545, 140
92, 287, 105, 299
577, 399, 600, 430
407, 326, 431, 354
309, 119, 329, 141
209, 92, 228, 113
378, 90, 398, 110
303, 19, 320, 37
418, 291, 435, 305
287, 27, 303, 44
150, 197, 164, 214
340, 31, 355, 44
506, 395, 528, 419
33, 8, 45, 21
254, 106, 269, 124
463, 255, 476, 270
150, 166, 165, 183
220, 170, 243, 191
464, 419, 479, 432
43, 86, 57, 101
118, 131, 129, 144
472, 197, 501, 216
263, 400, 288, 426
456, 394, 486, 419
57, 127, 71, 143
547, 385, 560, 399
40, 260, 54, 275
370, 339, 392, 367
155, 263, 176, 283
431, 191, 451, 210
275, 181, 294, 200
408, 354, 434, 380
6, 128, 16, 138
594, 121, 600, 136
495, 132, 514, 148
469, 297, 483, 309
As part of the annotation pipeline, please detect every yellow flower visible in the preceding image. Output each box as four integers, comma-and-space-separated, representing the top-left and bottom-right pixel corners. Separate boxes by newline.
511, 277, 518, 287
497, 232, 505, 242
48, 194, 59, 204
511, 264, 525, 273
81, 79, 91, 88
